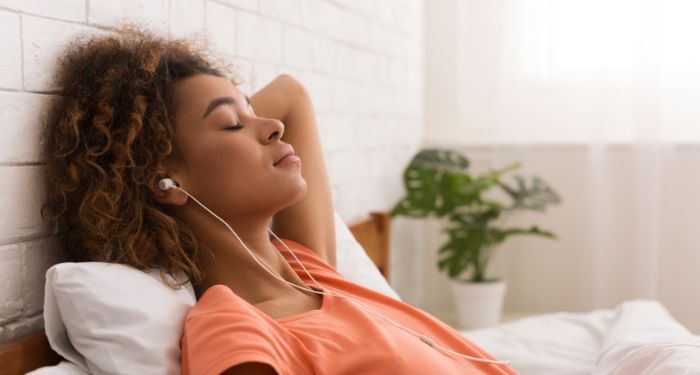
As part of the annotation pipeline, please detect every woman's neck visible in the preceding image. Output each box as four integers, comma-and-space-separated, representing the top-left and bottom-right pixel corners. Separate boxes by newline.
181, 205, 308, 304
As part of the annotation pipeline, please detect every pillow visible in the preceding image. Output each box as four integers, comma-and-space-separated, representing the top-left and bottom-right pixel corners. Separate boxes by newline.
31, 210, 400, 374
38, 263, 196, 375
333, 211, 401, 301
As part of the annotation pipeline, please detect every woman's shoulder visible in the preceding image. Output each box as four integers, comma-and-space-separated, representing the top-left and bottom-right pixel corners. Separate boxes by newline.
272, 237, 312, 255
273, 238, 339, 273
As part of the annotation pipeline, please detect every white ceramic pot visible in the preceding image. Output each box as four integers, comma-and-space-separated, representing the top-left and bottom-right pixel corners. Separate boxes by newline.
450, 279, 507, 330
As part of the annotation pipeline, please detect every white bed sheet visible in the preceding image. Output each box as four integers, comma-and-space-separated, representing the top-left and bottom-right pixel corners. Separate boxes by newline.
460, 299, 700, 374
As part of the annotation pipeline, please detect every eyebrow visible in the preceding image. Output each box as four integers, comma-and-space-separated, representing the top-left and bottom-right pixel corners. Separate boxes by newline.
202, 94, 251, 118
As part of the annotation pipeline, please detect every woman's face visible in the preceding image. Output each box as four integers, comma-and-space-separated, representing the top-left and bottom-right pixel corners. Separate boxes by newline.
167, 74, 306, 221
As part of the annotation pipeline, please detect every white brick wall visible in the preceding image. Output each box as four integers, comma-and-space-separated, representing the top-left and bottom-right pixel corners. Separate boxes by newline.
0, 0, 424, 341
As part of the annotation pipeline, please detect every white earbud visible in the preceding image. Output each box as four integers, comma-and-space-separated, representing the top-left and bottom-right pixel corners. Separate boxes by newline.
158, 178, 177, 191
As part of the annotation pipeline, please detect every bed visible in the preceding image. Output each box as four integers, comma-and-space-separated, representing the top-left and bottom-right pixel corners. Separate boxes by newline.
1, 210, 699, 374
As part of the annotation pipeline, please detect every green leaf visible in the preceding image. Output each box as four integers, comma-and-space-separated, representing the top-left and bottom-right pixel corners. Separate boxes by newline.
411, 149, 470, 171
500, 175, 561, 212
490, 226, 558, 241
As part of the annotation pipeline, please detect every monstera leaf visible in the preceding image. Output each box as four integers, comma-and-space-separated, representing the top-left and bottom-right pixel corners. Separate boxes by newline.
500, 175, 561, 212
411, 148, 470, 170
437, 224, 557, 281
446, 202, 501, 229
391, 149, 472, 218
390, 150, 522, 218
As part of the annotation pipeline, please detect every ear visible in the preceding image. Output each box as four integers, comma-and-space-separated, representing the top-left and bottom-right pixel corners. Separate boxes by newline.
150, 175, 189, 207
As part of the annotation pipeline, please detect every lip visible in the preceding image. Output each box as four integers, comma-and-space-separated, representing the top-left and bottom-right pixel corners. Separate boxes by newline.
273, 144, 296, 166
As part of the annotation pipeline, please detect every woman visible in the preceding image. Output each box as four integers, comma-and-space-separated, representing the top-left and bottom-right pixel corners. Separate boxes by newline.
42, 25, 517, 375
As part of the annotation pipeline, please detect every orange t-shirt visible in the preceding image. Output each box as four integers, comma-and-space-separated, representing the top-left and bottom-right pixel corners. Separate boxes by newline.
180, 238, 517, 375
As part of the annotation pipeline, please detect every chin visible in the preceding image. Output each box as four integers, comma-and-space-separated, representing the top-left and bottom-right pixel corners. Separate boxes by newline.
291, 179, 307, 203
271, 179, 307, 211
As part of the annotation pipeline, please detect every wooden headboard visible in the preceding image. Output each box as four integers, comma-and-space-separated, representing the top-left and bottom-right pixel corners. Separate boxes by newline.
0, 211, 392, 374
347, 211, 392, 281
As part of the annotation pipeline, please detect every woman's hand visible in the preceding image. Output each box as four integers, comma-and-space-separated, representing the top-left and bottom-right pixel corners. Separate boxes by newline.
250, 74, 337, 268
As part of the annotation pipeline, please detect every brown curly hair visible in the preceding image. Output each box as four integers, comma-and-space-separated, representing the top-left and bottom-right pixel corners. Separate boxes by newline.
41, 24, 241, 289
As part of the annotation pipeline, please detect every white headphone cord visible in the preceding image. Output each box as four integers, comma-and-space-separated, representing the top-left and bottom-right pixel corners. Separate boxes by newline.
174, 184, 512, 367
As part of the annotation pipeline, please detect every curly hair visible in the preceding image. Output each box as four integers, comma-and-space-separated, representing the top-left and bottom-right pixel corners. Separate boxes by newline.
41, 24, 241, 289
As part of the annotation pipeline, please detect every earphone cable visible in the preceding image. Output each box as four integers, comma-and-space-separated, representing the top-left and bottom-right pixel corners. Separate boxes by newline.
173, 184, 512, 366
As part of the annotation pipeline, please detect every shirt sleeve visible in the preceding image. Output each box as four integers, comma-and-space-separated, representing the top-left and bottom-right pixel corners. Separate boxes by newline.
180, 286, 286, 375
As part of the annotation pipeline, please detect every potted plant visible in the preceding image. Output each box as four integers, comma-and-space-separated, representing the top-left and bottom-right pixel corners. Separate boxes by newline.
390, 148, 561, 329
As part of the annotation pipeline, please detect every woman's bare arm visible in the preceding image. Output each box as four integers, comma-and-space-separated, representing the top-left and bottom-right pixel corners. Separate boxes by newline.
249, 75, 337, 268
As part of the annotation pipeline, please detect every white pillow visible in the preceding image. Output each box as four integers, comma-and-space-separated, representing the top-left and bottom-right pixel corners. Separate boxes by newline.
38, 263, 196, 375
31, 210, 400, 374
333, 211, 401, 301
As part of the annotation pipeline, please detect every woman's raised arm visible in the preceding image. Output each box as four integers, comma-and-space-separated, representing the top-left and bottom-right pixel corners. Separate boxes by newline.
249, 75, 337, 268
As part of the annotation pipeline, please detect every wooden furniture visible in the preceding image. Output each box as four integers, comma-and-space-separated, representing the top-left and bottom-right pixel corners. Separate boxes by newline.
0, 211, 392, 374
0, 331, 63, 375
347, 211, 392, 282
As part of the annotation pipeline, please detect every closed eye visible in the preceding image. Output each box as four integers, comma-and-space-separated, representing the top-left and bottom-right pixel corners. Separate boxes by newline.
224, 124, 243, 131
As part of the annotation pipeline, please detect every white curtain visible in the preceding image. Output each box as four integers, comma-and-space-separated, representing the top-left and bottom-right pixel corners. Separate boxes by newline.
403, 0, 700, 333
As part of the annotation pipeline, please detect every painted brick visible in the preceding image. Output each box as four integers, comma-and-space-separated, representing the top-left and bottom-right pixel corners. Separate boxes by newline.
205, 1, 237, 57
369, 21, 392, 55
311, 36, 334, 74
236, 12, 283, 63
330, 79, 354, 112
333, 44, 352, 80
348, 80, 372, 116
297, 0, 323, 32
259, 0, 302, 26
0, 0, 20, 10
298, 71, 333, 113
0, 92, 56, 164
21, 237, 61, 316
334, 0, 374, 15
0, 314, 43, 341
368, 148, 388, 181
333, 180, 369, 222
336, 9, 368, 47
402, 0, 421, 12
169, 0, 205, 38
283, 26, 315, 69
0, 245, 22, 324
369, 87, 385, 115
327, 150, 358, 185
312, 0, 340, 37
375, 0, 394, 27
0, 166, 52, 244
231, 57, 254, 94
396, 4, 421, 36
22, 16, 100, 92
251, 62, 279, 93
87, 0, 168, 31
216, 0, 257, 12
350, 50, 374, 84
383, 28, 400, 59
0, 11, 21, 89
17, 0, 85, 22
316, 113, 354, 152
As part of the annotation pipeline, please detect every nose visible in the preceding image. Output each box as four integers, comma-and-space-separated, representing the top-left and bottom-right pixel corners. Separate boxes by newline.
260, 117, 285, 143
